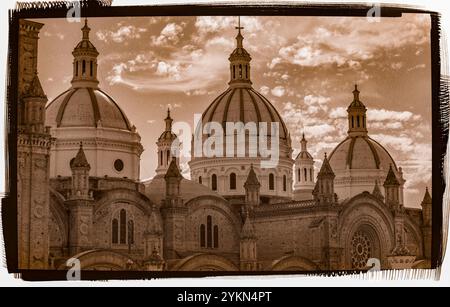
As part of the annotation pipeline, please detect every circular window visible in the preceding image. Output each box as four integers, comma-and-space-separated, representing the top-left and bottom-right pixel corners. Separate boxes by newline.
114, 159, 124, 172
351, 231, 372, 270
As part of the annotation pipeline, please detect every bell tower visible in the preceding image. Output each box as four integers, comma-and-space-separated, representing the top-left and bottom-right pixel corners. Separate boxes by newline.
156, 109, 180, 176
71, 19, 100, 89
294, 133, 315, 201
17, 20, 54, 269
347, 85, 368, 137
228, 17, 252, 87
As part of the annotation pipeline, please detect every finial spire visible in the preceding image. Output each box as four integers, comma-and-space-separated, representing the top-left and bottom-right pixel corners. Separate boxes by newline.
353, 84, 360, 101
235, 16, 244, 48
301, 133, 307, 152
165, 107, 173, 132
82, 18, 91, 40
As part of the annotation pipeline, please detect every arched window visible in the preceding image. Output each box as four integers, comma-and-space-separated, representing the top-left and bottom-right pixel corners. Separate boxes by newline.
75, 61, 79, 76
211, 174, 218, 191
363, 115, 366, 128
167, 150, 171, 165
283, 175, 287, 192
233, 66, 236, 79
357, 116, 360, 128
245, 65, 248, 79
351, 116, 354, 128
112, 219, 118, 244
82, 60, 86, 76
119, 209, 126, 244
128, 220, 134, 245
199, 176, 203, 184
90, 61, 93, 77
200, 216, 219, 249
207, 215, 212, 248
200, 224, 206, 247
269, 173, 275, 191
160, 151, 163, 166
310, 168, 313, 182
298, 169, 301, 182
230, 173, 237, 190
304, 168, 308, 182
239, 64, 243, 78
214, 225, 219, 248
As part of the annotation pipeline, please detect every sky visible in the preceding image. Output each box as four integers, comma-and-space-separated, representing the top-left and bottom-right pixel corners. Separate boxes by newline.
34, 14, 432, 208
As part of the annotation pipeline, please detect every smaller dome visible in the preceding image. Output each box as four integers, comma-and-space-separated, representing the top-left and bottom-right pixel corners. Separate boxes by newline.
329, 136, 397, 172
296, 151, 313, 160
295, 134, 313, 160
46, 88, 132, 131
74, 39, 97, 53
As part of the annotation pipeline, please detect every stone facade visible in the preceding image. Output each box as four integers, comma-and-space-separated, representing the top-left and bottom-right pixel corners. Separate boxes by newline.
17, 19, 432, 272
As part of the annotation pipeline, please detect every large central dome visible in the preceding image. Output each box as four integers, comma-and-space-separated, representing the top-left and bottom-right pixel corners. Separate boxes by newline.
202, 87, 289, 139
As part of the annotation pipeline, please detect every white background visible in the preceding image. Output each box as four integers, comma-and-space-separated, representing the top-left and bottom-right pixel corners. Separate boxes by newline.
0, 0, 449, 286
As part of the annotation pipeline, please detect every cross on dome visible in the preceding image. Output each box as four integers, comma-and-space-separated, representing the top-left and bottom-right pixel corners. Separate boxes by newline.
235, 16, 244, 48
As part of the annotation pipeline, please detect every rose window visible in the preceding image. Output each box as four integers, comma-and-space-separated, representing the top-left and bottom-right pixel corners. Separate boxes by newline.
351, 231, 372, 269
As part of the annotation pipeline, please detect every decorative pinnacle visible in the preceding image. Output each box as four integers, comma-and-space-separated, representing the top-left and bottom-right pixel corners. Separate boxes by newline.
82, 18, 90, 40
353, 84, 360, 101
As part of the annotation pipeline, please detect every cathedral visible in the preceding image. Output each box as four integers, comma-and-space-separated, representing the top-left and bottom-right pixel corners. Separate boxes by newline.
17, 18, 432, 272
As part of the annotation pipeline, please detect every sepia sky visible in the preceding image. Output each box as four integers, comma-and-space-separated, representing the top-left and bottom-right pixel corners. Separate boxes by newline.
34, 14, 432, 207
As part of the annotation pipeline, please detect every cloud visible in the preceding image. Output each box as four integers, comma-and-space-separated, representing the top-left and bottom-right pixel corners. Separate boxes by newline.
391, 62, 403, 70
151, 22, 185, 46
96, 25, 147, 43
160, 103, 181, 110
260, 86, 270, 96
271, 86, 286, 97
270, 15, 429, 69
155, 61, 182, 80
407, 63, 426, 72
367, 109, 421, 122
205, 37, 234, 49
329, 107, 347, 119
195, 16, 235, 36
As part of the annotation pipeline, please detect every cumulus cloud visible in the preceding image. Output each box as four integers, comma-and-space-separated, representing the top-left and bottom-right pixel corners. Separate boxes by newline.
259, 86, 270, 96
96, 25, 147, 43
329, 107, 347, 119
269, 15, 429, 69
151, 22, 185, 46
271, 86, 286, 97
367, 109, 421, 122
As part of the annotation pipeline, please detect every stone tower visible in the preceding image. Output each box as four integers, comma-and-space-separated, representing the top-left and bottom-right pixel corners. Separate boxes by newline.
240, 213, 258, 271
294, 133, 315, 201
156, 109, 180, 176
17, 20, 54, 269
65, 144, 95, 255
161, 158, 186, 258
244, 165, 261, 208
421, 187, 432, 260
313, 153, 336, 205
71, 19, 99, 89
347, 85, 368, 137
383, 165, 400, 208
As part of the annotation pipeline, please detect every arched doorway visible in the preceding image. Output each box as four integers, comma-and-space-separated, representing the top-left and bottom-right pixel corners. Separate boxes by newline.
270, 255, 319, 271
60, 250, 136, 271
172, 254, 239, 271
